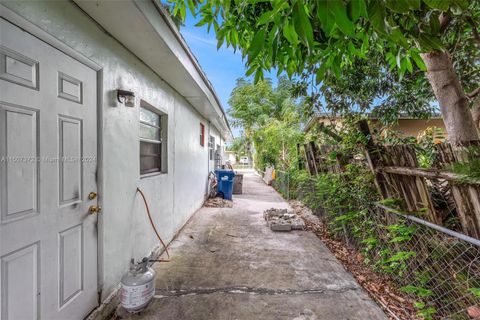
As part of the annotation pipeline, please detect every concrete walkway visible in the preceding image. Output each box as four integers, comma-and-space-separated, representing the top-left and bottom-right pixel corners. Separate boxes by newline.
117, 170, 386, 320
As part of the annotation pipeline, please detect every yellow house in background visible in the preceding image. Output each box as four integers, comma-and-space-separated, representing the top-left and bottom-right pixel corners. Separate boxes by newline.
304, 114, 447, 140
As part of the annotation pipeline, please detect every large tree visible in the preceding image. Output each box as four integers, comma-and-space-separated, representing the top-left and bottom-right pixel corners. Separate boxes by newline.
171, 0, 480, 145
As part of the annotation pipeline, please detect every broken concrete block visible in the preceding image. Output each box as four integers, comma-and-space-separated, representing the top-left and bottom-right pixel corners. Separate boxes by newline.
263, 208, 307, 232
266, 217, 277, 227
270, 220, 292, 231
267, 216, 279, 227
263, 209, 273, 220
291, 218, 306, 230
263, 208, 287, 220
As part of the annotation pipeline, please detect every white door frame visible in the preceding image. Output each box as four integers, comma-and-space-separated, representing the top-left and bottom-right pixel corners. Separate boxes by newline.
0, 4, 105, 305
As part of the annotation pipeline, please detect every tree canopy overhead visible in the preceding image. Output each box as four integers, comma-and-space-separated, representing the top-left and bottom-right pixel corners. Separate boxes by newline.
170, 0, 480, 144
171, 0, 475, 80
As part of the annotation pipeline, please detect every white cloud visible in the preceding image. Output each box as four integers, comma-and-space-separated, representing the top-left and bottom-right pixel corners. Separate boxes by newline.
181, 30, 218, 46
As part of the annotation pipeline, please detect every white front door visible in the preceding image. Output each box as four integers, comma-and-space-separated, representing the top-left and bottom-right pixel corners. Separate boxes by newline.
0, 18, 98, 320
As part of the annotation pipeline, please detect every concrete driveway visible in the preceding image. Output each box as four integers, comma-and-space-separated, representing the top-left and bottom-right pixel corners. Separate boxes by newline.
116, 170, 386, 320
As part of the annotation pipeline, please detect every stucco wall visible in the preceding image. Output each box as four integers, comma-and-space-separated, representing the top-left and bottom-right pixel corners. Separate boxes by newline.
2, 1, 224, 300
393, 119, 446, 138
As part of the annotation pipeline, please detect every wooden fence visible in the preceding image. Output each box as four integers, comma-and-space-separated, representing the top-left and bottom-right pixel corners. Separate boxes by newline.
303, 142, 348, 175
301, 120, 480, 239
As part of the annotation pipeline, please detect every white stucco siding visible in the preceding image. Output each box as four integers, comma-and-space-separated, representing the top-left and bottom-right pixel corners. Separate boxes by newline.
1, 1, 225, 300
173, 99, 210, 229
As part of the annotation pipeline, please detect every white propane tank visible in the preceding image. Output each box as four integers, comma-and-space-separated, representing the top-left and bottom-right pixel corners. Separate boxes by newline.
120, 257, 156, 313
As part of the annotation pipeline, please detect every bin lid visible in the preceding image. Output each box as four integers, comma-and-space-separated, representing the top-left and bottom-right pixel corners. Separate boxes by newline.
215, 169, 235, 175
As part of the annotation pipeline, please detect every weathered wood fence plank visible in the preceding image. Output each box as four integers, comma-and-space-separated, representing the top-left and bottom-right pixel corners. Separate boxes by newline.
435, 142, 480, 238
306, 120, 480, 239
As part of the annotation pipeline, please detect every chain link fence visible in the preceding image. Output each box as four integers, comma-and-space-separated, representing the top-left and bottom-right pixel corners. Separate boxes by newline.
272, 170, 290, 200
374, 205, 480, 320
272, 171, 480, 319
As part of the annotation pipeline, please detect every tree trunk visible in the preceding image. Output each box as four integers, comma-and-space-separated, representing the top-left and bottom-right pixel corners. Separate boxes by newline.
472, 97, 480, 133
421, 51, 479, 145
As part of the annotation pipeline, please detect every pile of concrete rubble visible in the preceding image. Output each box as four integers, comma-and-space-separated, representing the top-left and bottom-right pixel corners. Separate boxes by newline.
263, 208, 305, 232
289, 200, 321, 225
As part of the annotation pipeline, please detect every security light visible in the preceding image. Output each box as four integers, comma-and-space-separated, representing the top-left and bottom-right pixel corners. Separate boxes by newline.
117, 89, 135, 107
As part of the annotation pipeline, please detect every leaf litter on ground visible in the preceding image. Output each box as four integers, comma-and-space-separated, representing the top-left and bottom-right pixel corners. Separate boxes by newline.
289, 200, 420, 320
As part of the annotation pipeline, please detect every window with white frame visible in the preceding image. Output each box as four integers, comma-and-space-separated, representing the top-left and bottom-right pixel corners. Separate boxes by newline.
140, 103, 167, 175
208, 135, 215, 160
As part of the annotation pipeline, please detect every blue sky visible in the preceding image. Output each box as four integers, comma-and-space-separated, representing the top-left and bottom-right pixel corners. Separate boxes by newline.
181, 14, 243, 114
180, 13, 275, 137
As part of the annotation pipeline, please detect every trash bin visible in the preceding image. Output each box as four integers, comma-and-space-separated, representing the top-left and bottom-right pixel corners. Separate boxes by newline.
215, 169, 235, 200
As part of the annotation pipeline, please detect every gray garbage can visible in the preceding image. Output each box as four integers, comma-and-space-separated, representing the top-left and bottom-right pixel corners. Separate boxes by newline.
233, 174, 243, 194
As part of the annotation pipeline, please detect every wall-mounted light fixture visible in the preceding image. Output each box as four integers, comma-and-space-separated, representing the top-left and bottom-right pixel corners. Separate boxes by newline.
117, 89, 135, 107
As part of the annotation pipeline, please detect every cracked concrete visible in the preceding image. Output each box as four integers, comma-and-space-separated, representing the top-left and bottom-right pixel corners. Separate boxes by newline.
115, 170, 387, 320
154, 285, 360, 297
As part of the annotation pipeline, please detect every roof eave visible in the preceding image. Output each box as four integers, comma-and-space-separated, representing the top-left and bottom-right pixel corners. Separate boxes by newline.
73, 0, 232, 140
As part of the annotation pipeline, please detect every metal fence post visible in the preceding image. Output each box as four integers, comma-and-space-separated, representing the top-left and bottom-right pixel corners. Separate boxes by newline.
286, 170, 290, 201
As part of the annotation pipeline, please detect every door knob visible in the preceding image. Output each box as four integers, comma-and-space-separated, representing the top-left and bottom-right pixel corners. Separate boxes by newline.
89, 205, 102, 214
88, 192, 97, 200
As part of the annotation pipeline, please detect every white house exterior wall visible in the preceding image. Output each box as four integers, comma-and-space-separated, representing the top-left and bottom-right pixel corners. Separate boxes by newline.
208, 125, 224, 171
1, 0, 226, 301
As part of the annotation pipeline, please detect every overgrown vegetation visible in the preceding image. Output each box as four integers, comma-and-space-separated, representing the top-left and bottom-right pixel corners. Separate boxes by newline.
171, 0, 480, 144
450, 146, 480, 183
281, 123, 480, 319
227, 77, 305, 171
224, 104, 476, 319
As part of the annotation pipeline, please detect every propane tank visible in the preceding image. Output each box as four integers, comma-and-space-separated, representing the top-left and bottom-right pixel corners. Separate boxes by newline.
120, 257, 156, 313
